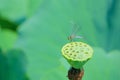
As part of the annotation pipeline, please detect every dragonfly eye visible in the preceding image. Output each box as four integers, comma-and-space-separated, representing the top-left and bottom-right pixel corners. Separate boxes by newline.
68, 36, 71, 40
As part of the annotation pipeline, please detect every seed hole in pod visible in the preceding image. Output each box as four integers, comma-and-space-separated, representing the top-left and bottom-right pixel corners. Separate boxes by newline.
70, 53, 72, 55
79, 43, 82, 45
74, 55, 76, 57
70, 48, 72, 50
66, 45, 70, 47
75, 42, 77, 44
75, 44, 78, 46
65, 48, 68, 50
85, 52, 88, 54
84, 45, 87, 47
71, 46, 74, 47
66, 51, 69, 53
72, 50, 75, 52
70, 43, 73, 45
76, 51, 79, 53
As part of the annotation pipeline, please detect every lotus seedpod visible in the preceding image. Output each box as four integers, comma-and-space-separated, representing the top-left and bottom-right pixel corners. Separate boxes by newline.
61, 42, 93, 69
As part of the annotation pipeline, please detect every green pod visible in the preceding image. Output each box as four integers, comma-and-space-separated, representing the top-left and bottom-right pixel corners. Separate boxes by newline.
61, 42, 93, 69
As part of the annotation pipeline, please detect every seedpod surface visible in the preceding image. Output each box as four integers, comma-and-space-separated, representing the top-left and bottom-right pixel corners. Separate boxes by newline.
61, 42, 93, 69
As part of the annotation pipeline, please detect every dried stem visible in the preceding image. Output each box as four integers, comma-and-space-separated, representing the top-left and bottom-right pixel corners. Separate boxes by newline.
67, 67, 84, 80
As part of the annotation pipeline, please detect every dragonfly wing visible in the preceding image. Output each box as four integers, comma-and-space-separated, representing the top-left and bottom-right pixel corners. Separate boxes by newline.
75, 36, 83, 39
70, 22, 80, 36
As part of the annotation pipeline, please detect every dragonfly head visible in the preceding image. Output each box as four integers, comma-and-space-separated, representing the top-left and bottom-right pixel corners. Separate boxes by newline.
68, 36, 73, 42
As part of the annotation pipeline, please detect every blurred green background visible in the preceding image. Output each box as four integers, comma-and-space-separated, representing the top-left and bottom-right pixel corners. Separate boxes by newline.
0, 0, 120, 80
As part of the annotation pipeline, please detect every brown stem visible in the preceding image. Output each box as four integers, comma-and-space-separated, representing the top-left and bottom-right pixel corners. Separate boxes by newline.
67, 67, 84, 80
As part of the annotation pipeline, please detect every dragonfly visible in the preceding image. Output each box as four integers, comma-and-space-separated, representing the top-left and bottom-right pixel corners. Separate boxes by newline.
68, 22, 83, 42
